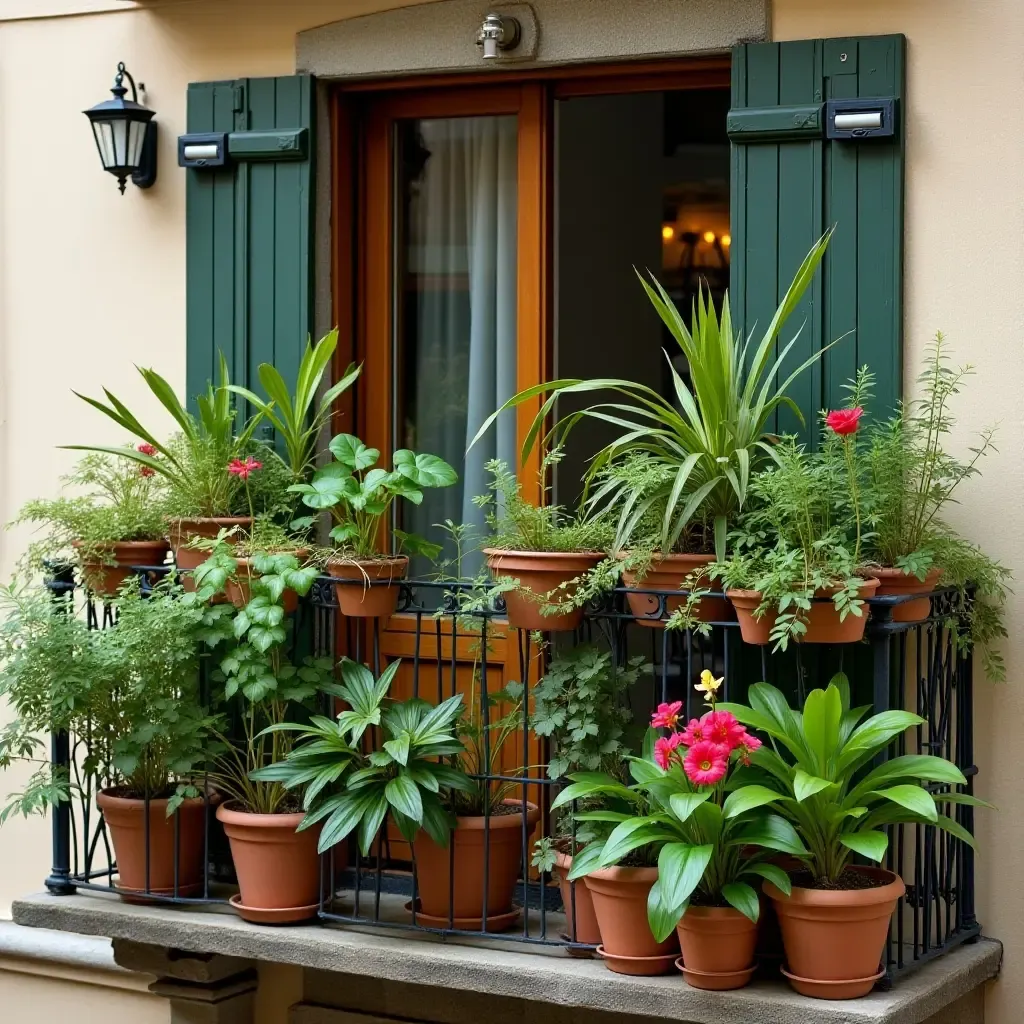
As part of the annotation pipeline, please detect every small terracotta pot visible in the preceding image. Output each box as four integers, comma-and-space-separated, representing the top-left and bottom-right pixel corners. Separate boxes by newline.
169, 517, 252, 591
621, 553, 732, 628
225, 550, 310, 613
801, 578, 880, 643
872, 567, 942, 623
484, 550, 603, 631
554, 850, 601, 945
765, 866, 905, 999
97, 788, 209, 898
583, 865, 678, 972
727, 589, 778, 645
327, 556, 408, 618
413, 800, 540, 929
676, 905, 758, 990
76, 539, 170, 598
216, 802, 322, 923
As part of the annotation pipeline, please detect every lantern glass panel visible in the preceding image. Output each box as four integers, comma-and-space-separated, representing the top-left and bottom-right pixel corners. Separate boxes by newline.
128, 120, 146, 167
112, 119, 128, 167
92, 121, 116, 168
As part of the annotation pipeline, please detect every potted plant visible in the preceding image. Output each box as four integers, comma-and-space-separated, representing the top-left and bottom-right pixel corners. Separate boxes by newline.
476, 459, 611, 631
189, 549, 329, 922
555, 671, 806, 982
289, 432, 457, 618
0, 577, 220, 899
719, 675, 982, 999
713, 436, 878, 647
470, 232, 833, 562
530, 644, 644, 944
16, 451, 169, 597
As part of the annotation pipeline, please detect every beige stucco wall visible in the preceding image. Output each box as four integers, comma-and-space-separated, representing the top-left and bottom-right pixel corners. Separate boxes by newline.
0, 0, 1022, 1020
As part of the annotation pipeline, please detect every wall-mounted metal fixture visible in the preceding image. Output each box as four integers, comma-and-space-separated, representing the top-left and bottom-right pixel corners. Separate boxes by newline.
825, 98, 896, 140
83, 62, 157, 194
476, 13, 521, 60
177, 132, 228, 169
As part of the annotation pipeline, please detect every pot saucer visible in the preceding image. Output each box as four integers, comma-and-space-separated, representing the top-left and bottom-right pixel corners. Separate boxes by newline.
674, 958, 757, 991
404, 900, 521, 932
781, 965, 885, 1000
596, 945, 678, 976
229, 892, 319, 925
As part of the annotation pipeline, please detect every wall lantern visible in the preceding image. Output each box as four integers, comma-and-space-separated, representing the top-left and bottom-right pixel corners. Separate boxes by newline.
83, 62, 157, 194
476, 13, 521, 60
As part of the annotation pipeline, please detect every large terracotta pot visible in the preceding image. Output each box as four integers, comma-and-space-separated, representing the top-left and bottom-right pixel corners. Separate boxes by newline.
676, 905, 758, 990
872, 567, 942, 623
412, 800, 540, 930
621, 553, 732, 628
76, 539, 170, 598
765, 866, 905, 999
327, 556, 408, 618
97, 788, 208, 898
483, 550, 603, 632
216, 803, 322, 924
727, 589, 778, 645
225, 550, 310, 613
168, 517, 252, 591
554, 850, 601, 945
584, 865, 678, 975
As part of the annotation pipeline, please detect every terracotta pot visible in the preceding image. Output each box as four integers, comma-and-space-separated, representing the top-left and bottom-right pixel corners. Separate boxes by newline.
224, 550, 310, 613
676, 905, 758, 990
765, 866, 905, 999
413, 800, 540, 929
621, 553, 732, 628
583, 865, 678, 973
216, 802, 322, 923
97, 788, 209, 898
554, 850, 601, 945
872, 566, 942, 623
801, 578, 880, 643
727, 589, 778, 645
168, 517, 252, 591
76, 539, 170, 598
484, 549, 602, 632
327, 556, 408, 618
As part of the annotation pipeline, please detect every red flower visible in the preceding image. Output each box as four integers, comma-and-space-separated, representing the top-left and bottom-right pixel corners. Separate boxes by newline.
825, 407, 864, 436
737, 733, 763, 765
653, 732, 685, 771
700, 710, 748, 751
683, 740, 730, 786
139, 466, 155, 478
228, 457, 262, 481
679, 718, 705, 746
651, 700, 683, 730
137, 443, 158, 456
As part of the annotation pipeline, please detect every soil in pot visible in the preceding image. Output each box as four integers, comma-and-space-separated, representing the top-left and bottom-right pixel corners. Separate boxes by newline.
621, 553, 732, 629
584, 865, 678, 974
216, 802, 322, 923
676, 904, 758, 990
76, 539, 170, 599
97, 788, 209, 899
765, 865, 905, 999
327, 556, 408, 618
412, 800, 540, 930
169, 517, 252, 591
484, 550, 602, 632
872, 567, 942, 623
554, 849, 601, 945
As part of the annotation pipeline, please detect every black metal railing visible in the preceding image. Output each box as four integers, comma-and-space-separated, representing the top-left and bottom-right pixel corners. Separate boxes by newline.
42, 567, 979, 983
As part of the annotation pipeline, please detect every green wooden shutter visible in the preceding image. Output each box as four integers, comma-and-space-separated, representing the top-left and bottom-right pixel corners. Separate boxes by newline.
730, 35, 905, 436
185, 75, 315, 409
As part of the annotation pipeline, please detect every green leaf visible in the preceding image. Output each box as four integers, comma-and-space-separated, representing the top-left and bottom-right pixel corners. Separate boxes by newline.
746, 861, 791, 896
385, 774, 423, 824
836, 711, 924, 776
722, 882, 760, 923
839, 830, 889, 862
598, 818, 674, 868
668, 791, 711, 824
936, 813, 978, 850
730, 813, 807, 856
870, 785, 938, 823
646, 879, 685, 945
657, 842, 713, 913
565, 841, 606, 881
392, 450, 458, 488
802, 684, 843, 775
846, 755, 968, 806
329, 433, 379, 470
383, 733, 411, 767
794, 767, 834, 803
722, 785, 782, 819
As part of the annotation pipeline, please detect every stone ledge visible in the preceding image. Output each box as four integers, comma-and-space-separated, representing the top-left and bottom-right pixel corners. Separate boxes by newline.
12, 892, 1001, 1024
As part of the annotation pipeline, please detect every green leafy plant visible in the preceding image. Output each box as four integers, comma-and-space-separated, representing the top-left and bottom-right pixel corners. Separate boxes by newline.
718, 674, 983, 884
289, 433, 457, 561
252, 658, 473, 854
470, 232, 833, 559
227, 330, 362, 481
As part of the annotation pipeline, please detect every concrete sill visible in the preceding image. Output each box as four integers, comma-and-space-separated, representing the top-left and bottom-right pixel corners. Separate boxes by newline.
13, 891, 1001, 1024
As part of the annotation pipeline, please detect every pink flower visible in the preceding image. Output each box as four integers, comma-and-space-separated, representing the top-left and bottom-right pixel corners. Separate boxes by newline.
651, 701, 683, 730
701, 710, 747, 751
683, 740, 730, 786
139, 466, 155, 478
653, 732, 685, 770
825, 407, 863, 436
679, 718, 705, 745
737, 733, 763, 765
137, 443, 158, 456
228, 457, 262, 480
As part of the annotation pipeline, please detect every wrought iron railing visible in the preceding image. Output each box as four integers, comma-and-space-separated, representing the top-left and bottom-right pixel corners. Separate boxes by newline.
42, 566, 978, 984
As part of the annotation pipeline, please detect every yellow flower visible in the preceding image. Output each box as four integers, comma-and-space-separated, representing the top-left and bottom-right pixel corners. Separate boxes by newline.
695, 670, 724, 698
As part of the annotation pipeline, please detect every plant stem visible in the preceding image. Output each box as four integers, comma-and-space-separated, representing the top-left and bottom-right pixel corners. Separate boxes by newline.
843, 438, 862, 566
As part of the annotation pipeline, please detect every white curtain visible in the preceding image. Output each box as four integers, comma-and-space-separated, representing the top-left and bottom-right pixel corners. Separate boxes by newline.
408, 116, 518, 573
